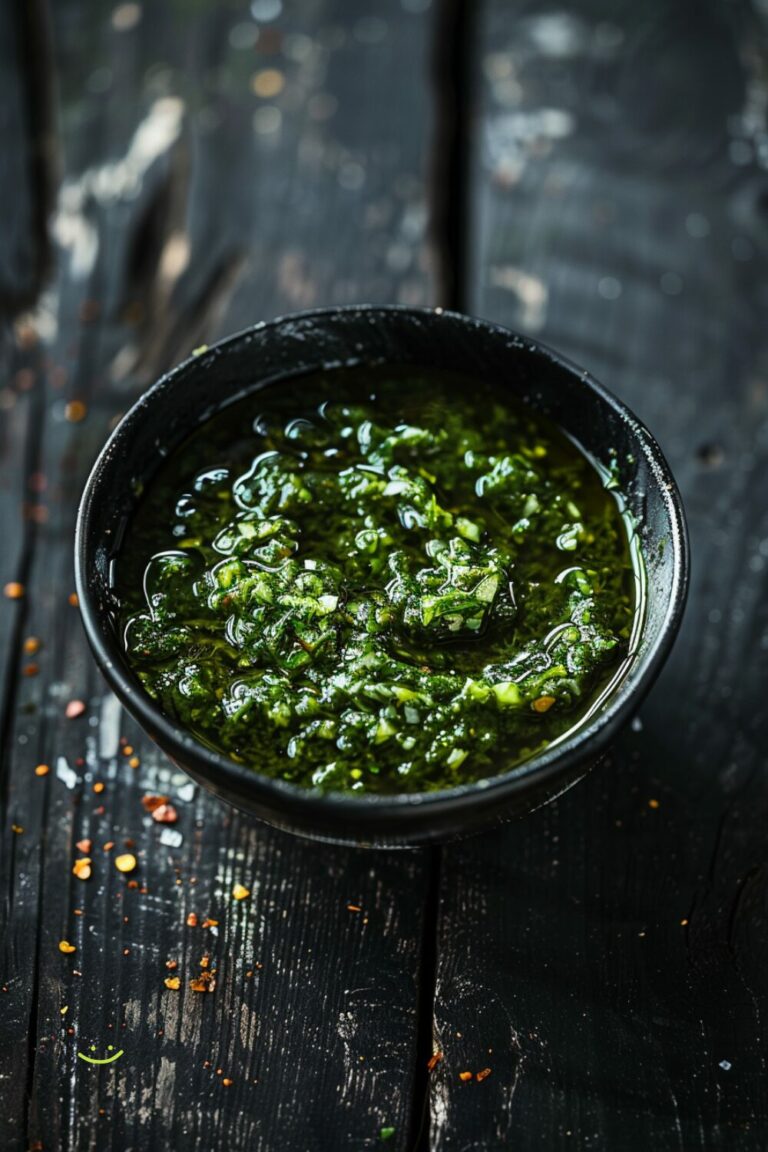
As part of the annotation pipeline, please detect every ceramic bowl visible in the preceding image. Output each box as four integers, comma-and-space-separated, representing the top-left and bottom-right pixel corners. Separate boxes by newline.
75, 307, 689, 846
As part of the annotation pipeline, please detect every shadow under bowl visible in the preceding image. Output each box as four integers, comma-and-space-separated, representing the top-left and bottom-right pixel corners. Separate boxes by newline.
75, 306, 689, 847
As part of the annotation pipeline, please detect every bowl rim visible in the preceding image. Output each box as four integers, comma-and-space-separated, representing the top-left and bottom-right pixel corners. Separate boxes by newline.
75, 304, 690, 832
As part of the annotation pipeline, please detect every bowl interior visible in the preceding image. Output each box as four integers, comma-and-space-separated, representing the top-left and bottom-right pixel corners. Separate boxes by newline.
76, 307, 687, 845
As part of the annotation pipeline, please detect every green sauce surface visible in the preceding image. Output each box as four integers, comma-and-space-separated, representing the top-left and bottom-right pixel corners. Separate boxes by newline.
117, 368, 641, 794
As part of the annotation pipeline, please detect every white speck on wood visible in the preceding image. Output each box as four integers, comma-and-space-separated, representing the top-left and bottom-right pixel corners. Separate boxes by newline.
98, 693, 122, 758
159, 828, 183, 848
56, 756, 79, 790
490, 265, 548, 330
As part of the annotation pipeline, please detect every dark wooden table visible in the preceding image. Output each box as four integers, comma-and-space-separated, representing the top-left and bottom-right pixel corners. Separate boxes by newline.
2, 1, 767, 1149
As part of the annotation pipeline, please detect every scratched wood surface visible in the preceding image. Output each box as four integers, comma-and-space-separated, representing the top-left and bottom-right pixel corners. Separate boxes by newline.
430, 1, 768, 1149
0, 3, 435, 1150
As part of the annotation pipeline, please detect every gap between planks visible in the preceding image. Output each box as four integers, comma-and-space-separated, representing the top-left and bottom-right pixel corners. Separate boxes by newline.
411, 2, 477, 1147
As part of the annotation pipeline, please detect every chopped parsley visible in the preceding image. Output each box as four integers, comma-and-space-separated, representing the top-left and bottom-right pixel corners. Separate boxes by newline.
117, 368, 640, 794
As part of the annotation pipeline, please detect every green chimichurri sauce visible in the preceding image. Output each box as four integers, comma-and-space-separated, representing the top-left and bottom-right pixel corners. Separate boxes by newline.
117, 368, 642, 794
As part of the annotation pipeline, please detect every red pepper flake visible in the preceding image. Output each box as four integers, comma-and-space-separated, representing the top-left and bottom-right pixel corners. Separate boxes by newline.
76, 838, 92, 853
3, 582, 24, 600
648, 798, 660, 809
68, 592, 79, 607
427, 1051, 443, 1072
22, 663, 39, 677
151, 803, 178, 824
23, 636, 41, 654
202, 918, 219, 929
124, 837, 136, 848
65, 399, 87, 423
34, 764, 50, 777
189, 971, 217, 993
141, 793, 168, 812
532, 695, 556, 713
127, 879, 139, 889
459, 1071, 472, 1082
26, 504, 49, 525
65, 699, 86, 719
73, 908, 84, 916
203, 1060, 212, 1069
164, 976, 181, 991
103, 841, 115, 852
72, 858, 92, 880
92, 782, 105, 794
123, 948, 130, 956
476, 1068, 492, 1082
123, 745, 134, 757
186, 913, 199, 927
346, 904, 362, 913
165, 959, 178, 970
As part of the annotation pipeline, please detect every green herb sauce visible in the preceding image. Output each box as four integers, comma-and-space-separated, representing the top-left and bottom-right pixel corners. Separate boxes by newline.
117, 368, 642, 794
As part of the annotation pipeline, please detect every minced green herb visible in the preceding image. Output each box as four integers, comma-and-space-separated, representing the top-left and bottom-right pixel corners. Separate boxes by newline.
117, 368, 640, 794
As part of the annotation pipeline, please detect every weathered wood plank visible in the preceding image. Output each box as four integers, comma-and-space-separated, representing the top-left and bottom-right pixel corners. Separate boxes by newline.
0, 2, 436, 1149
0, 0, 52, 311
0, 5, 53, 1131
0, 0, 52, 736
431, 1, 768, 1148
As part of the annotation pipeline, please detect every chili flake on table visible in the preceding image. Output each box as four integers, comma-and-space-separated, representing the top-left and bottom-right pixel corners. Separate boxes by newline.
189, 971, 217, 993
72, 858, 92, 880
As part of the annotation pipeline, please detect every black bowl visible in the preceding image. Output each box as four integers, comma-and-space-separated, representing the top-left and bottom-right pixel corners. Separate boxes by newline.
75, 306, 688, 847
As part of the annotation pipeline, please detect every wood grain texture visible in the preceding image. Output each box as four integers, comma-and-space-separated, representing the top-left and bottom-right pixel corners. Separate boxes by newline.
430, 1, 768, 1148
0, 2, 436, 1150
0, 0, 53, 779
0, 0, 53, 310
